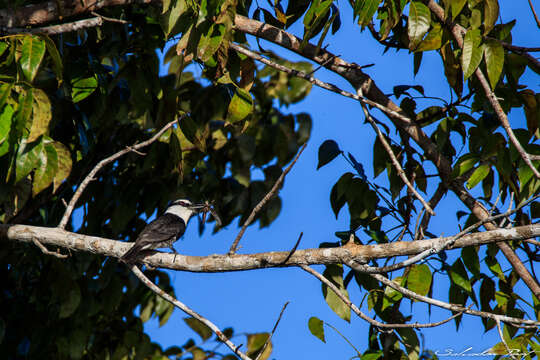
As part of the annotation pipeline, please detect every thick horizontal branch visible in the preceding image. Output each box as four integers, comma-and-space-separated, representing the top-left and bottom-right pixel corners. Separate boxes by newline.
2, 223, 538, 272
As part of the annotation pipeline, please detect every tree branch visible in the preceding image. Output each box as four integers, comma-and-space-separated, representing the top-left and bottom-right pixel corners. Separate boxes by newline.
300, 264, 468, 329
129, 264, 252, 360
2, 223, 539, 272
58, 120, 177, 229
228, 142, 307, 254
362, 271, 540, 328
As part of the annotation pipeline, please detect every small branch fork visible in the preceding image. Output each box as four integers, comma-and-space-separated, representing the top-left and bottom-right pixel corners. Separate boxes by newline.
57, 120, 177, 230
228, 142, 307, 254
348, 194, 540, 274
129, 264, 252, 360
300, 265, 467, 329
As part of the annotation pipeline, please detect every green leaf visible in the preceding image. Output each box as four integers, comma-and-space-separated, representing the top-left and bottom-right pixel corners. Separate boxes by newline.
483, 0, 499, 35
449, 259, 472, 294
416, 23, 443, 51
0, 81, 13, 110
450, 0, 466, 20
406, 264, 432, 297
317, 139, 342, 170
198, 23, 226, 62
308, 317, 325, 343
226, 88, 253, 123
19, 35, 46, 83
462, 246, 480, 276
51, 141, 72, 193
356, 0, 382, 26
71, 73, 98, 103
322, 264, 351, 322
27, 89, 52, 143
484, 39, 504, 89
161, 0, 187, 37
0, 104, 14, 157
466, 163, 491, 189
246, 333, 271, 360
382, 276, 403, 311
15, 137, 42, 183
330, 172, 353, 217
59, 282, 81, 318
452, 154, 479, 178
462, 29, 483, 79
407, 2, 431, 50
33, 140, 58, 196
40, 35, 63, 81
184, 317, 212, 341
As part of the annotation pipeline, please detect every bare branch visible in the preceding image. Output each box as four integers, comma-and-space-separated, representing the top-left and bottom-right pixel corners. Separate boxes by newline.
3, 223, 539, 272
300, 264, 468, 329
496, 320, 519, 360
228, 142, 307, 254
363, 271, 540, 328
357, 88, 435, 216
255, 302, 289, 360
58, 120, 177, 229
129, 264, 252, 360
527, 0, 540, 28
348, 194, 540, 274
31, 238, 68, 258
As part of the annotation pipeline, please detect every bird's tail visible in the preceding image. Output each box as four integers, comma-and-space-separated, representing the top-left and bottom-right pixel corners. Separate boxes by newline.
120, 243, 144, 263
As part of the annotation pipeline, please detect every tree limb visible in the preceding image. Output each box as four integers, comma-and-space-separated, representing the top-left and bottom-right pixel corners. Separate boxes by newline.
58, 119, 177, 229
129, 264, 252, 360
2, 223, 539, 272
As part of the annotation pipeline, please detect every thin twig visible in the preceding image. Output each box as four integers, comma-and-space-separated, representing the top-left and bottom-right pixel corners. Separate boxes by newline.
228, 143, 307, 254
496, 320, 519, 360
229, 43, 414, 129
31, 237, 68, 258
90, 11, 129, 24
129, 265, 252, 360
3, 17, 104, 35
527, 0, 540, 28
58, 120, 177, 229
255, 301, 289, 360
280, 232, 303, 265
363, 271, 540, 328
348, 194, 540, 274
358, 88, 435, 216
300, 264, 468, 329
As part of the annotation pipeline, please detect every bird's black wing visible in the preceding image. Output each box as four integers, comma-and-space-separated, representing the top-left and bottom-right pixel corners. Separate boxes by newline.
120, 214, 185, 263
137, 214, 186, 246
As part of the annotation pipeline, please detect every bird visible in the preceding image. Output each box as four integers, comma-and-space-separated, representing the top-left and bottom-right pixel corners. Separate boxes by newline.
120, 199, 205, 263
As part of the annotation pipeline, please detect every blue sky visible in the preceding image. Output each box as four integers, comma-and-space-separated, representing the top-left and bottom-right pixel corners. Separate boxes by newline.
140, 1, 539, 358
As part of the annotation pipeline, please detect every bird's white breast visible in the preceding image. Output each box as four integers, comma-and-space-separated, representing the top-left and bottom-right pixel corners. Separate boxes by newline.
165, 205, 194, 223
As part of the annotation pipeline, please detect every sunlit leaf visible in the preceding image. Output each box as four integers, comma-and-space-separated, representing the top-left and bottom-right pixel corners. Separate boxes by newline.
33, 140, 58, 196
27, 89, 52, 143
322, 264, 351, 322
449, 259, 472, 293
226, 88, 253, 123
484, 40, 504, 89
483, 0, 499, 35
308, 317, 325, 343
20, 35, 46, 83
406, 264, 432, 297
466, 163, 491, 189
71, 73, 98, 103
407, 2, 431, 50
462, 29, 483, 80
51, 141, 72, 193
184, 317, 212, 341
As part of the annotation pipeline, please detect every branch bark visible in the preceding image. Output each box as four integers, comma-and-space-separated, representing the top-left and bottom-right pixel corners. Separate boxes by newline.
2, 223, 539, 272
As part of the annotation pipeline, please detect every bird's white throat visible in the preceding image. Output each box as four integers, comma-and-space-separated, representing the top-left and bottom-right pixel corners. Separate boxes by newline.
165, 205, 194, 223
